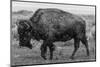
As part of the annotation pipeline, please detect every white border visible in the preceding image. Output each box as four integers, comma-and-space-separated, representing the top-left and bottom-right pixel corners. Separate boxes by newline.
0, 0, 100, 67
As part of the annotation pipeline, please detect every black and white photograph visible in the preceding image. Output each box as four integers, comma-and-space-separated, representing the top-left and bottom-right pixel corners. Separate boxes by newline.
11, 0, 96, 66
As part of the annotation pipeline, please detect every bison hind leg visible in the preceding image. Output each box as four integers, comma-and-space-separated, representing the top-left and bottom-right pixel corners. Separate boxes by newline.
70, 38, 80, 59
80, 35, 89, 56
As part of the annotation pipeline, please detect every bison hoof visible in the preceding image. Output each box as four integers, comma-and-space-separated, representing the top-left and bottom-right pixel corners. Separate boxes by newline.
70, 56, 74, 60
42, 55, 47, 60
43, 57, 47, 60
87, 53, 89, 56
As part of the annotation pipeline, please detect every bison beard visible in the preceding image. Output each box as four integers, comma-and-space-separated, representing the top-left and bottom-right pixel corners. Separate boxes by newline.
18, 8, 89, 60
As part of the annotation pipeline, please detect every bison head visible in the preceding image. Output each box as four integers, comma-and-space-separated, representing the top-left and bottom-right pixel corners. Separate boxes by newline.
17, 20, 33, 49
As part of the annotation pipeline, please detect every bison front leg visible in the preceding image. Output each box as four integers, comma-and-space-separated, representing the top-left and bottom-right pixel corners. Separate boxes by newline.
48, 43, 55, 60
40, 42, 47, 60
70, 38, 80, 59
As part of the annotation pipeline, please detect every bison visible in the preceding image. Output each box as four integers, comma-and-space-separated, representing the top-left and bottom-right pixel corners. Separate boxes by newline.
18, 8, 89, 60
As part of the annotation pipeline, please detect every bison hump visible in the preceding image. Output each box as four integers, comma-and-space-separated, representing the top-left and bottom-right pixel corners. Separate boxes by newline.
38, 11, 75, 30
30, 8, 74, 23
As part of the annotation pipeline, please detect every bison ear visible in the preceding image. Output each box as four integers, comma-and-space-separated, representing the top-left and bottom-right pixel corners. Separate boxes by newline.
16, 19, 23, 26
16, 19, 20, 26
